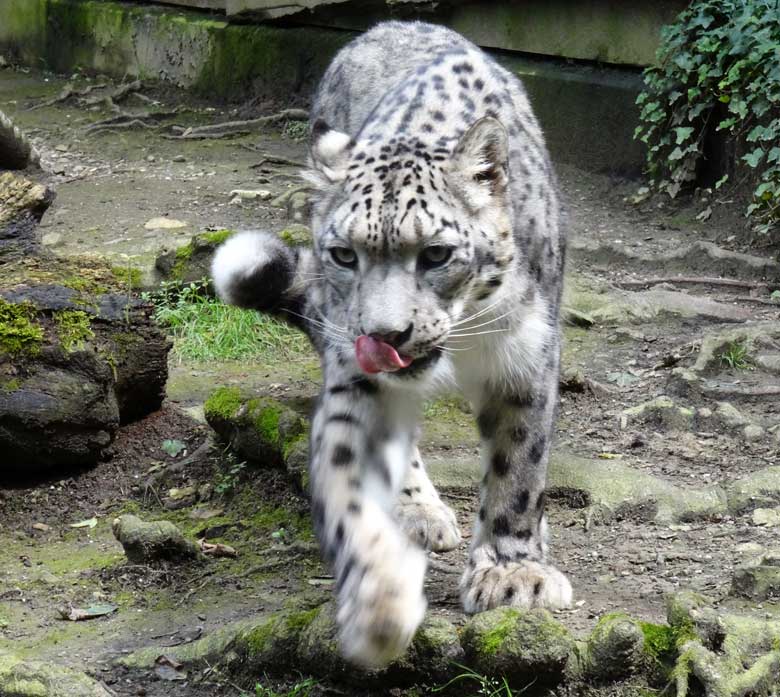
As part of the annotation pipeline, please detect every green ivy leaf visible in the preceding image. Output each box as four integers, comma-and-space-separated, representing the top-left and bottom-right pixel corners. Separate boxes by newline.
674, 126, 695, 144
743, 149, 765, 168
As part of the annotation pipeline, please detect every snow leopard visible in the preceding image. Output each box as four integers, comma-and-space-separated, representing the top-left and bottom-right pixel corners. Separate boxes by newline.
212, 20, 571, 667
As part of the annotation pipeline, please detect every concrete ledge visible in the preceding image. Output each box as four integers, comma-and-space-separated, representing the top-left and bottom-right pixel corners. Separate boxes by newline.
0, 0, 645, 174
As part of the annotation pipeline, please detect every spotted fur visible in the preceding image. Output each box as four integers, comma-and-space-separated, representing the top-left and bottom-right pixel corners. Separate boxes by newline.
212, 20, 571, 667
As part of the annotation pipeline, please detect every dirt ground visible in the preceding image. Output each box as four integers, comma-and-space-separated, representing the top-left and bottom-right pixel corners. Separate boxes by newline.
1, 66, 779, 696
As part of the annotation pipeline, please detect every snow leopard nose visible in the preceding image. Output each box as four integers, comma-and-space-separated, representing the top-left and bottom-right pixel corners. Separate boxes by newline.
370, 323, 414, 348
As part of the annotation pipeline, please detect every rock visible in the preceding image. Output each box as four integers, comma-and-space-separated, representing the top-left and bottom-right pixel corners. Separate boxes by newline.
154, 229, 235, 286
144, 216, 188, 230
569, 238, 780, 281
204, 386, 309, 488
622, 395, 694, 431
0, 651, 112, 696
731, 554, 780, 600
725, 466, 780, 515
460, 608, 574, 687
393, 616, 464, 682
752, 508, 780, 526
714, 402, 749, 428
666, 590, 780, 696
548, 452, 727, 523
295, 603, 349, 678
112, 514, 202, 564
277, 224, 312, 247
744, 424, 765, 441
561, 306, 595, 328
583, 612, 647, 681
286, 190, 312, 223
229, 189, 272, 201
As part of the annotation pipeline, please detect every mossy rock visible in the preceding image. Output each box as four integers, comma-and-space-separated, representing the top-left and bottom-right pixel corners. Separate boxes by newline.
461, 607, 574, 687
730, 556, 780, 601
112, 514, 202, 564
0, 651, 112, 697
296, 602, 350, 679
155, 229, 236, 287
205, 386, 309, 481
386, 615, 464, 684
584, 612, 647, 681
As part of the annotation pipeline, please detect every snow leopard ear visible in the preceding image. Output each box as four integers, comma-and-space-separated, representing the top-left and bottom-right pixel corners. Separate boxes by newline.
449, 116, 508, 209
304, 119, 354, 188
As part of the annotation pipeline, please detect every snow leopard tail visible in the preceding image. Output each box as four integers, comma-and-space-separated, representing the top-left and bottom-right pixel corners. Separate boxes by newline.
211, 231, 314, 336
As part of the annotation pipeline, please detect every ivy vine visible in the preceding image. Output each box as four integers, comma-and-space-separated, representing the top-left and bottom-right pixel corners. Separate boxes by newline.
635, 0, 780, 235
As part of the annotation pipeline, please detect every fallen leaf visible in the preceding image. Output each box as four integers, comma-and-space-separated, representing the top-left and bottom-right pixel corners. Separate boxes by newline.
32, 523, 51, 532
598, 452, 623, 460
161, 439, 186, 457
198, 539, 237, 558
58, 603, 117, 621
69, 517, 98, 529
154, 655, 187, 681
695, 205, 712, 222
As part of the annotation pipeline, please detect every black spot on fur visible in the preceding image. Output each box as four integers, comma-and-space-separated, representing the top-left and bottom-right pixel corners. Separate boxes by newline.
332, 444, 354, 467
513, 490, 530, 515
491, 452, 511, 477
347, 500, 361, 514
492, 515, 511, 536
533, 580, 543, 596
504, 586, 515, 601
528, 436, 546, 465
514, 528, 531, 541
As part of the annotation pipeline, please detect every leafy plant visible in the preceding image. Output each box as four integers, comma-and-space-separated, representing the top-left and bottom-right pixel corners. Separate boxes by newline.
142, 279, 310, 362
635, 0, 780, 235
282, 120, 309, 142
720, 340, 751, 369
214, 455, 247, 498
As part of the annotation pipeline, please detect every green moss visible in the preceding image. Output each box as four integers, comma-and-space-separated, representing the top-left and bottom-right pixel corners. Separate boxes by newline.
286, 607, 320, 632
204, 386, 242, 420
201, 229, 234, 245
282, 432, 307, 461
0, 378, 22, 392
254, 402, 281, 446
60, 275, 108, 295
110, 266, 143, 289
0, 299, 44, 357
640, 620, 697, 662
478, 608, 521, 656
53, 310, 94, 352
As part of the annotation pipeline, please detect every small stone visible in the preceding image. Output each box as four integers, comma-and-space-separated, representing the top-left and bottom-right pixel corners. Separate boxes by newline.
715, 402, 749, 428
172, 155, 186, 163
143, 217, 187, 230
54, 144, 69, 152
743, 424, 765, 441
146, 155, 155, 163
584, 612, 646, 680
751, 508, 780, 527
112, 514, 202, 564
228, 189, 272, 201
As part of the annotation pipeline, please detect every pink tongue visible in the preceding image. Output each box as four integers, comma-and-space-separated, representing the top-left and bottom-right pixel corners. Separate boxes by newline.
355, 335, 414, 374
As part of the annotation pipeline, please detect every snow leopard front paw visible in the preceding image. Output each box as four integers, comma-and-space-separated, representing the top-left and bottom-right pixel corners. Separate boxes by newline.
394, 498, 462, 552
460, 550, 572, 614
337, 530, 427, 667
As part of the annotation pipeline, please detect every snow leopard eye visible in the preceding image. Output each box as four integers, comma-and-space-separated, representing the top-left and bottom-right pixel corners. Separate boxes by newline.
420, 245, 453, 270
330, 247, 358, 269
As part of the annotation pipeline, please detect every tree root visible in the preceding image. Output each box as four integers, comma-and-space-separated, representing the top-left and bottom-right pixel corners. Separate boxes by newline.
617, 276, 777, 291
27, 80, 142, 112
164, 108, 309, 140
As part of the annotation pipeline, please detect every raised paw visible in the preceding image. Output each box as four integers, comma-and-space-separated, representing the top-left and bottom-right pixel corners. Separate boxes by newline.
460, 556, 572, 614
337, 529, 427, 668
394, 498, 462, 552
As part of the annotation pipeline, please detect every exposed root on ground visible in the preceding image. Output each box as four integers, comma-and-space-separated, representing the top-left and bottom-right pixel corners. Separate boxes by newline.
617, 275, 777, 291
164, 108, 309, 140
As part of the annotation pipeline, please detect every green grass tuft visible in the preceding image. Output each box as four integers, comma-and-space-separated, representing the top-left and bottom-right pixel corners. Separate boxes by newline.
147, 280, 310, 362
0, 298, 44, 357
54, 309, 94, 352
720, 340, 751, 370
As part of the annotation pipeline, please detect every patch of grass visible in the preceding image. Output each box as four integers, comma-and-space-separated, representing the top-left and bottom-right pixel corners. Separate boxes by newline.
720, 340, 751, 370
146, 280, 310, 362
110, 265, 143, 289
432, 663, 514, 696
251, 677, 318, 697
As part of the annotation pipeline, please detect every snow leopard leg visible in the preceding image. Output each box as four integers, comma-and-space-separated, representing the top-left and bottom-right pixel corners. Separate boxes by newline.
394, 446, 461, 552
460, 344, 572, 613
310, 363, 427, 667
